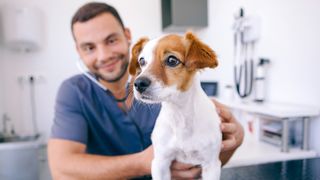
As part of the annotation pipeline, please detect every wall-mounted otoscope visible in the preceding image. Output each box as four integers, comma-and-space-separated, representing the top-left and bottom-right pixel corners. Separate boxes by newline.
233, 8, 261, 99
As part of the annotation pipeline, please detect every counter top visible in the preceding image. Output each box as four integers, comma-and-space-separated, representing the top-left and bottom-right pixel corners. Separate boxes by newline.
217, 99, 320, 119
222, 157, 320, 180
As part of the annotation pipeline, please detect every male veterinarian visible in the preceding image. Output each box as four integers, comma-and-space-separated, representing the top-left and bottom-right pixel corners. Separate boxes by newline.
48, 2, 244, 179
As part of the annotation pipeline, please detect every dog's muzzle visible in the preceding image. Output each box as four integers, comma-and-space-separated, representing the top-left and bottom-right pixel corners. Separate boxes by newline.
134, 76, 151, 93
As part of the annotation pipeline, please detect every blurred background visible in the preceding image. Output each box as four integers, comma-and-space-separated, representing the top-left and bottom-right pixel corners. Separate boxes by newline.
0, 0, 319, 179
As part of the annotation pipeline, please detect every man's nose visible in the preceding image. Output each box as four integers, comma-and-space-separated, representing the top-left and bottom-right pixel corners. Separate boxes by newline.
134, 76, 151, 93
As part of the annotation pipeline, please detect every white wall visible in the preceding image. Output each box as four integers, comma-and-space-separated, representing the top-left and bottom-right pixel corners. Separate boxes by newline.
199, 0, 320, 107
0, 48, 4, 125
0, 0, 79, 137
0, 10, 4, 126
0, 0, 319, 153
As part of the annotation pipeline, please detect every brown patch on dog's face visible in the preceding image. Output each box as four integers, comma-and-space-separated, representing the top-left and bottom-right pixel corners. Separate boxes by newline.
148, 35, 187, 90
148, 32, 218, 92
129, 37, 149, 76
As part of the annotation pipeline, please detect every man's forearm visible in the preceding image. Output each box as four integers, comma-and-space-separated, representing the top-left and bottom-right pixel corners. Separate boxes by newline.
52, 152, 148, 180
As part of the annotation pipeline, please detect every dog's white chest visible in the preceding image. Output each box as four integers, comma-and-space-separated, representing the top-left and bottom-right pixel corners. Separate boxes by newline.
151, 90, 221, 165
150, 92, 222, 179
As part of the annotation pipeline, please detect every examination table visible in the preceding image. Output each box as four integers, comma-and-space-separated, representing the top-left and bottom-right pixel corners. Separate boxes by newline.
221, 157, 320, 180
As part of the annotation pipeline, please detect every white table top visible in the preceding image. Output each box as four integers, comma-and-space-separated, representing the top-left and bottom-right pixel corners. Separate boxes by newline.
216, 99, 320, 119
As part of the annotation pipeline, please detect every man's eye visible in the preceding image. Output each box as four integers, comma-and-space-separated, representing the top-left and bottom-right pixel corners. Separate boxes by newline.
138, 57, 146, 67
83, 46, 94, 53
108, 37, 118, 45
165, 55, 181, 67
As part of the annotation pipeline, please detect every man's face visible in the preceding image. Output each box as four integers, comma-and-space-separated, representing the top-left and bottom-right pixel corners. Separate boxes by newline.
73, 13, 131, 82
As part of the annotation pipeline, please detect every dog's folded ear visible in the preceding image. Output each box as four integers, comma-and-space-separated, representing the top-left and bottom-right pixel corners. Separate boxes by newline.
129, 37, 149, 76
184, 31, 218, 71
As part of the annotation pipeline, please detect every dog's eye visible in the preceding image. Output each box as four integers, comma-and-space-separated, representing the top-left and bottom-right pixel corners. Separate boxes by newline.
138, 57, 146, 67
165, 55, 181, 67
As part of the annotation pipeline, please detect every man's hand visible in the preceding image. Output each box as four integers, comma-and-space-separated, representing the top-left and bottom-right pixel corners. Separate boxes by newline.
213, 99, 244, 165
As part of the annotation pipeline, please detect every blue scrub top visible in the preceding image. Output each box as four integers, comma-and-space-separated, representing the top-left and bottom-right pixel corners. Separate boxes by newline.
51, 74, 161, 155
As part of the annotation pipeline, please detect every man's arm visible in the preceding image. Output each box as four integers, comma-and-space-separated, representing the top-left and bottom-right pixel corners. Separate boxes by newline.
48, 139, 152, 180
48, 102, 243, 180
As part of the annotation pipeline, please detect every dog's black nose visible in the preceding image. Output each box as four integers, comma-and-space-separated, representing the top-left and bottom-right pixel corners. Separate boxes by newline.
134, 77, 151, 93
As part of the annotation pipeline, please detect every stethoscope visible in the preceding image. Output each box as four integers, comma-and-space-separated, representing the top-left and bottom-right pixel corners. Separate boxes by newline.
233, 8, 254, 98
76, 58, 146, 151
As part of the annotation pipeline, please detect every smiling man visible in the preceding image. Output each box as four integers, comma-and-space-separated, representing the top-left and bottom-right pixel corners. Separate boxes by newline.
74, 12, 130, 83
48, 2, 244, 179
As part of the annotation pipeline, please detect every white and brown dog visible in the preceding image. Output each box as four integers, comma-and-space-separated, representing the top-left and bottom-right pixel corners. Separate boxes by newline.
129, 32, 222, 180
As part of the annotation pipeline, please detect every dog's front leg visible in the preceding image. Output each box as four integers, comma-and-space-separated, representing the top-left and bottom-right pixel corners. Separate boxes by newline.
151, 148, 176, 180
201, 160, 221, 180
151, 157, 172, 180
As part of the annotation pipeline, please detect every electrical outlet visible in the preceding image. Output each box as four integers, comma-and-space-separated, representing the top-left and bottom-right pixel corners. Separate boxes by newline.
17, 74, 45, 84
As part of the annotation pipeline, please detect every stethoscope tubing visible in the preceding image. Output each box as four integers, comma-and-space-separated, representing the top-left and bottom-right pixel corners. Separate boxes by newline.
76, 58, 146, 151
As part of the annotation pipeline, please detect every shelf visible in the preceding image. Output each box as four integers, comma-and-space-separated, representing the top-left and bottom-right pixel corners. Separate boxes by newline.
215, 98, 319, 166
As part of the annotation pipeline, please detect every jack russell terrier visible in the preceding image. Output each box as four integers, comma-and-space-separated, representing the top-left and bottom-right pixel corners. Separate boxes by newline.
129, 32, 222, 180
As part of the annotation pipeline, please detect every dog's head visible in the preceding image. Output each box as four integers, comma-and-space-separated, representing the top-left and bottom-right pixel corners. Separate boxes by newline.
129, 32, 218, 103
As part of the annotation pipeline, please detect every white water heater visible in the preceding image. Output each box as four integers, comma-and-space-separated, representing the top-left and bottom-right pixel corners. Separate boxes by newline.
1, 5, 43, 52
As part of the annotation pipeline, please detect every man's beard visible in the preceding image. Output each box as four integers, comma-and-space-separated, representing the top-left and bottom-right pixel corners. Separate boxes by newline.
96, 58, 129, 83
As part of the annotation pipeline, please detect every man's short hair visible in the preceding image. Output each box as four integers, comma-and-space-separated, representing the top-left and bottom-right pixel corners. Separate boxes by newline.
71, 2, 124, 33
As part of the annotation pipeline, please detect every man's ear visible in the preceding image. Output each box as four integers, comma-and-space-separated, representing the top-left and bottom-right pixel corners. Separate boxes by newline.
124, 28, 132, 44
129, 37, 149, 75
184, 31, 218, 71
